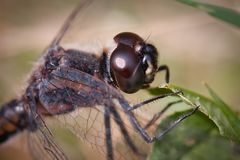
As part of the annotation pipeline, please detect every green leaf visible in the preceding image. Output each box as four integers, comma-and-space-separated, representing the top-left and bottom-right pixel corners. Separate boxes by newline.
147, 84, 240, 143
177, 0, 240, 28
204, 83, 229, 107
149, 111, 240, 160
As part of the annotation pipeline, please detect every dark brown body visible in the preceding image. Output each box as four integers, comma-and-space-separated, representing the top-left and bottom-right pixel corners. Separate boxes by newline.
0, 99, 28, 142
0, 46, 122, 143
0, 1, 193, 158
0, 33, 198, 160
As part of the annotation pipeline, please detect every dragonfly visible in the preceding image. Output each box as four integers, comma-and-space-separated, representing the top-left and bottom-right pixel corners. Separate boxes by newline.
0, 0, 200, 160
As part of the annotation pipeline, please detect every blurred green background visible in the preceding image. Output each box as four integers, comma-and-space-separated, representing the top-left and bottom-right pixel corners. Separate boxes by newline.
0, 0, 239, 159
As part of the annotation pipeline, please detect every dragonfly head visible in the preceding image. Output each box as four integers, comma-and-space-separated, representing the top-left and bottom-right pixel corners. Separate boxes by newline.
110, 32, 158, 93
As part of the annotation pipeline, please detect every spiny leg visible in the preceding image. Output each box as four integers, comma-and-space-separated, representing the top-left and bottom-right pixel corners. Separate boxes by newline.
144, 100, 183, 129
119, 99, 199, 143
141, 64, 170, 89
129, 91, 183, 111
104, 107, 113, 160
157, 65, 170, 83
135, 64, 172, 128
109, 106, 144, 157
154, 106, 199, 140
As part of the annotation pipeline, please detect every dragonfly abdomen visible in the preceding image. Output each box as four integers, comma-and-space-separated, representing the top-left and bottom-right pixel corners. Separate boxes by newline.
0, 99, 29, 143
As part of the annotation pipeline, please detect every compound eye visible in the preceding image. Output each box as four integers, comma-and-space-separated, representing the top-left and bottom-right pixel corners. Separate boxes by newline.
114, 32, 144, 48
110, 43, 145, 93
110, 44, 139, 78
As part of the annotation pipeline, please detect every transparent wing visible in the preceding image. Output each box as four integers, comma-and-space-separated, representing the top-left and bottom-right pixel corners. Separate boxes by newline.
24, 0, 230, 159
49, 0, 93, 48
25, 1, 94, 159
59, 0, 228, 51
27, 116, 68, 160
53, 104, 150, 160
37, 72, 152, 160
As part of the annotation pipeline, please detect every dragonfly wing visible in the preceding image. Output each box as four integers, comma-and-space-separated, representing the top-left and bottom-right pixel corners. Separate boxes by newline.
37, 67, 150, 160
28, 116, 68, 160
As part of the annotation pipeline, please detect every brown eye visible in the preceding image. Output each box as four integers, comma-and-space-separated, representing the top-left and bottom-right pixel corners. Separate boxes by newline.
110, 43, 145, 93
110, 44, 139, 78
110, 32, 159, 93
114, 32, 144, 48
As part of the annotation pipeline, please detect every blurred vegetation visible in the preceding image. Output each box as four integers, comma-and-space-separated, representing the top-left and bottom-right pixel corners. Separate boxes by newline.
149, 1, 240, 159
177, 0, 240, 27
150, 111, 240, 160
0, 0, 240, 160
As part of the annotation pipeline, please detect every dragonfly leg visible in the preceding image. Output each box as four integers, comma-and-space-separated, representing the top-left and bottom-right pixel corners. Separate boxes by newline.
119, 99, 199, 143
154, 106, 199, 140
144, 100, 183, 129
109, 106, 145, 157
104, 107, 113, 160
157, 65, 170, 83
129, 91, 183, 111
